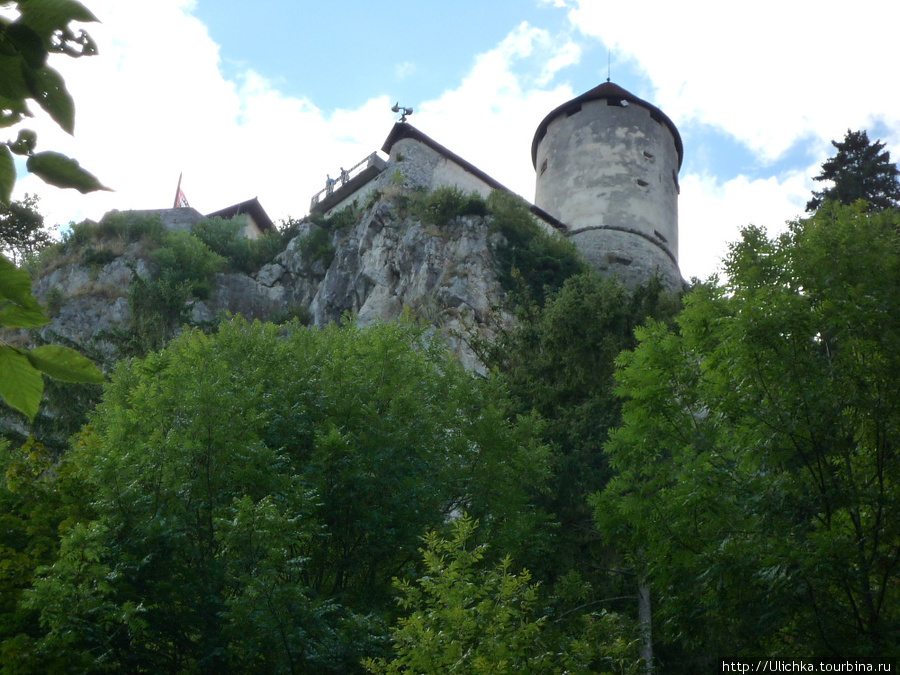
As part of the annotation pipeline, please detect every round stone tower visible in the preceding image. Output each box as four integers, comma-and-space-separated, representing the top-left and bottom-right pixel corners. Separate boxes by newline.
532, 81, 683, 289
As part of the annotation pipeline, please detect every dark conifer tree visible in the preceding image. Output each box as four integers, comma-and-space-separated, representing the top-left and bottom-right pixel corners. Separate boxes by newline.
807, 129, 900, 212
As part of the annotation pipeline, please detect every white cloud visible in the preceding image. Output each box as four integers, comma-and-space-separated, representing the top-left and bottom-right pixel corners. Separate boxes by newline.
560, 0, 900, 163
11, 0, 389, 229
412, 22, 579, 200
679, 168, 812, 280
9, 1, 865, 286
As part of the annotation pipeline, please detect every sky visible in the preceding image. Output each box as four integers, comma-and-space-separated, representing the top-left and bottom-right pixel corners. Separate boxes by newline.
10, 0, 900, 280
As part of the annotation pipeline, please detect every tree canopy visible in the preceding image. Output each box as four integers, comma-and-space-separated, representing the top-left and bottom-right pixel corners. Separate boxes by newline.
596, 202, 900, 665
806, 129, 900, 212
0, 195, 51, 265
11, 317, 550, 673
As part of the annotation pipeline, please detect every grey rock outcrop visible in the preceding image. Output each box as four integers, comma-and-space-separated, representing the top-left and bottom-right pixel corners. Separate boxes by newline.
24, 198, 511, 371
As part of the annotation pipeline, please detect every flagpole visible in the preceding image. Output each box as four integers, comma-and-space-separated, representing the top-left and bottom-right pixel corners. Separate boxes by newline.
173, 172, 183, 208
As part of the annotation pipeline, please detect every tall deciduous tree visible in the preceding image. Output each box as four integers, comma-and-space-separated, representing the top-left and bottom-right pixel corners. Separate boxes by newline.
479, 274, 680, 586
14, 318, 550, 673
364, 517, 644, 675
596, 203, 900, 666
806, 129, 900, 212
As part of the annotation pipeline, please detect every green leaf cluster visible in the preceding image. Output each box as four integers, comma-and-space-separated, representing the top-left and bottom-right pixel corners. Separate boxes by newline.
597, 202, 900, 663
0, 437, 94, 665
0, 0, 107, 203
0, 194, 51, 265
191, 216, 285, 274
0, 253, 103, 418
480, 273, 680, 590
412, 185, 489, 226
365, 517, 643, 675
11, 317, 550, 672
486, 190, 587, 304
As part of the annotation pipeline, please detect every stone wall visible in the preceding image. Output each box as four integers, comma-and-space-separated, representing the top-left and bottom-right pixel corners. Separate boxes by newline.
535, 98, 681, 288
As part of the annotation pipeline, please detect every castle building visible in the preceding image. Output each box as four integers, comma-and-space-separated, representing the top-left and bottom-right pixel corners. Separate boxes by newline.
312, 81, 683, 289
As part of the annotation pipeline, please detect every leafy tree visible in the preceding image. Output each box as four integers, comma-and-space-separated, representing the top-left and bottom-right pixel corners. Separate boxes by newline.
806, 129, 900, 212
0, 437, 94, 667
364, 516, 643, 675
486, 190, 587, 304
0, 195, 51, 265
479, 273, 680, 587
596, 202, 900, 665
15, 318, 549, 673
0, 0, 108, 202
191, 216, 285, 274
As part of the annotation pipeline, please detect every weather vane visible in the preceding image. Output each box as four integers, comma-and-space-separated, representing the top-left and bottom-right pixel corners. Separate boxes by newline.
391, 102, 413, 123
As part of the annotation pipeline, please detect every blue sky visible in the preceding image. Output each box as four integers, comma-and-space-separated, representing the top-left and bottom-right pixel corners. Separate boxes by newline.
194, 0, 572, 110
12, 0, 900, 279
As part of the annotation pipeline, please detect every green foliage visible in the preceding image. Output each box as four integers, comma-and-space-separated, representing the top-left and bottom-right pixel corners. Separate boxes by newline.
191, 216, 285, 274
480, 273, 680, 590
150, 229, 224, 299
365, 517, 643, 675
41, 286, 64, 316
0, 437, 94, 668
94, 210, 167, 245
116, 270, 192, 356
0, 253, 103, 419
0, 0, 106, 203
0, 194, 51, 265
596, 202, 900, 663
298, 206, 360, 270
807, 129, 900, 212
310, 203, 359, 233
413, 185, 488, 226
25, 151, 108, 194
486, 190, 586, 303
268, 301, 312, 326
298, 226, 335, 269
14, 318, 549, 672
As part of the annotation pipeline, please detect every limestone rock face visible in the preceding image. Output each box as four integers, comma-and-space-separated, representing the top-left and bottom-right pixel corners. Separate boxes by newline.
25, 198, 510, 371
303, 201, 509, 371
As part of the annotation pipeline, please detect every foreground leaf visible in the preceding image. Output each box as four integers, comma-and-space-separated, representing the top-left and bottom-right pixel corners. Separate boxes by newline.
5, 21, 47, 68
27, 344, 104, 383
26, 151, 109, 193
0, 253, 38, 305
19, 0, 99, 40
0, 145, 14, 205
0, 344, 43, 418
24, 65, 74, 133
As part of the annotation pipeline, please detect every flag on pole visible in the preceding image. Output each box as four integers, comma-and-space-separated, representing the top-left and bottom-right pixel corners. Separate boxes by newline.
173, 172, 190, 208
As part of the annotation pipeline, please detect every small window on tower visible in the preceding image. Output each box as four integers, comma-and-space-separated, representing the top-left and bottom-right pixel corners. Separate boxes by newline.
636, 178, 649, 187
565, 103, 582, 117
643, 150, 655, 159
607, 98, 627, 107
540, 159, 548, 175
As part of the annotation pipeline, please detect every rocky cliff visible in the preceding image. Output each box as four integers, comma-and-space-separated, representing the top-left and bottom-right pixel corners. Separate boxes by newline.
29, 195, 517, 373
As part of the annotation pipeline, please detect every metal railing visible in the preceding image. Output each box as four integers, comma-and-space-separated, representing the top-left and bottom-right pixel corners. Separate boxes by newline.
310, 152, 380, 209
